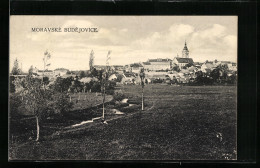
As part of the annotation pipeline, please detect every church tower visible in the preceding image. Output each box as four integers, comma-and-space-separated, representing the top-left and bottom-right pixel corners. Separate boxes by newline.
182, 41, 189, 58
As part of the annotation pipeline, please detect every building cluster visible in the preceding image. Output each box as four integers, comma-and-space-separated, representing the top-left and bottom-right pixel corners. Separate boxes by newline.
92, 41, 237, 84
31, 67, 70, 77
13, 41, 237, 85
105, 41, 237, 74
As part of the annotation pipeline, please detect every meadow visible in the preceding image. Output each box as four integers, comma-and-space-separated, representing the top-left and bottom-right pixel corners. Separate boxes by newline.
9, 84, 237, 160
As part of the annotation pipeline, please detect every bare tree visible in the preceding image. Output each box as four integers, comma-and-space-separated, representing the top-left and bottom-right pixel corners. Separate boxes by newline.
101, 50, 111, 123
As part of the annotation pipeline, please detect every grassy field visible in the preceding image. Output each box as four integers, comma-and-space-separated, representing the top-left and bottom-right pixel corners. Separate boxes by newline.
9, 84, 237, 160
9, 92, 113, 142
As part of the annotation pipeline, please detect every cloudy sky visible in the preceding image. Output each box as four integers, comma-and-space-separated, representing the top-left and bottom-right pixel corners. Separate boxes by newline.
10, 16, 237, 71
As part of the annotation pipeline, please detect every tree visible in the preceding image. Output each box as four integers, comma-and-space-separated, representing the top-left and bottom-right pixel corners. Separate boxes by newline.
183, 63, 193, 69
51, 77, 73, 93
215, 64, 229, 83
20, 77, 49, 141
210, 68, 221, 83
11, 58, 21, 75
172, 65, 180, 72
10, 76, 16, 93
43, 50, 51, 74
28, 65, 34, 76
195, 71, 204, 84
9, 93, 23, 118
20, 76, 72, 141
90, 68, 99, 78
79, 71, 86, 79
89, 50, 95, 71
101, 50, 111, 122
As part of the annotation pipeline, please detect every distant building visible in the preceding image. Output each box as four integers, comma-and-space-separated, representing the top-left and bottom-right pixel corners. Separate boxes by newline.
220, 61, 237, 71
142, 58, 172, 71
172, 41, 193, 69
54, 68, 69, 76
193, 62, 202, 69
200, 60, 237, 72
37, 70, 54, 76
200, 61, 218, 73
112, 65, 124, 71
111, 65, 124, 74
121, 73, 136, 84
172, 57, 194, 69
129, 63, 143, 74
93, 65, 107, 71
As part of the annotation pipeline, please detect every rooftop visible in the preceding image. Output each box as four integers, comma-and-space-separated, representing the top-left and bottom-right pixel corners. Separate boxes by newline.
148, 58, 172, 62
143, 62, 151, 65
175, 58, 194, 64
130, 63, 143, 67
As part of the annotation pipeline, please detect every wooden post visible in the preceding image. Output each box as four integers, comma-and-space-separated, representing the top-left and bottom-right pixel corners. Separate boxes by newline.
142, 87, 144, 111
102, 86, 106, 120
35, 116, 40, 141
139, 68, 145, 111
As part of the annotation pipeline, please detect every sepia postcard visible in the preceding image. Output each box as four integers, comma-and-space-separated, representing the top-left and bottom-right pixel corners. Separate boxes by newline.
9, 16, 237, 160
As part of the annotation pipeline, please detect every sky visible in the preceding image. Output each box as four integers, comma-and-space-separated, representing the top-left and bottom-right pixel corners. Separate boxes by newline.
10, 16, 237, 71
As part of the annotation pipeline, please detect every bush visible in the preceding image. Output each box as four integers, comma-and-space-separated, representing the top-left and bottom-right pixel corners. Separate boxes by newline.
113, 92, 125, 101
105, 81, 116, 95
10, 76, 16, 93
91, 81, 101, 92
9, 94, 23, 118
43, 77, 49, 85
48, 92, 73, 117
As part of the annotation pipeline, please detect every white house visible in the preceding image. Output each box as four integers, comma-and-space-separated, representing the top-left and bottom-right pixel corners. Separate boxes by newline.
121, 73, 136, 84
142, 58, 172, 71
54, 68, 69, 76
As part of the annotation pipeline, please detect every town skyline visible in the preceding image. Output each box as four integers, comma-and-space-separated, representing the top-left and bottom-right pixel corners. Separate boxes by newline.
10, 16, 237, 71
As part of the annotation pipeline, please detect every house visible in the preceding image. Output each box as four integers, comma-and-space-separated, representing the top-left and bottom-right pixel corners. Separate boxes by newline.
193, 62, 202, 69
220, 61, 237, 71
54, 68, 69, 76
142, 62, 151, 71
129, 63, 143, 74
93, 65, 107, 71
228, 63, 237, 71
79, 77, 98, 83
112, 65, 124, 73
36, 70, 54, 76
200, 61, 217, 73
142, 58, 172, 71
121, 73, 136, 84
172, 57, 194, 69
108, 74, 117, 81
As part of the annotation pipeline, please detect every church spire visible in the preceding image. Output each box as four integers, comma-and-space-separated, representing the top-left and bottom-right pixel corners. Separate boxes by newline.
182, 40, 189, 58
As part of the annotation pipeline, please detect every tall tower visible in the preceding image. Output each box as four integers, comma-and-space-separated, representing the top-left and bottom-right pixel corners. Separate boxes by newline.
182, 41, 189, 58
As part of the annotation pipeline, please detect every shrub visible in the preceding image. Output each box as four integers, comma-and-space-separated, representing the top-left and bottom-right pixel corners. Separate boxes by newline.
9, 93, 22, 118
91, 81, 101, 92
10, 76, 16, 93
105, 81, 116, 95
113, 92, 125, 101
